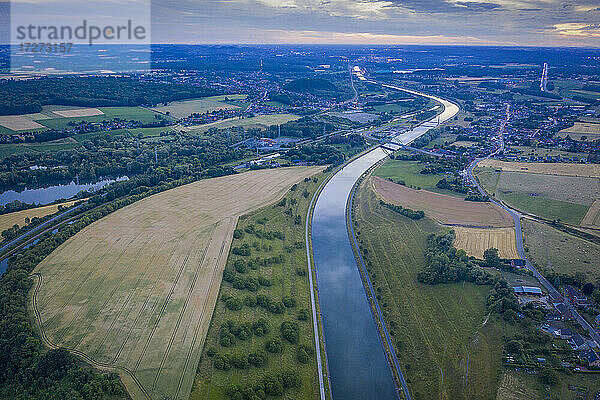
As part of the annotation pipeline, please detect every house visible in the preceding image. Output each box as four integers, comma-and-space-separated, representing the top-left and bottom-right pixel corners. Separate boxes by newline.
513, 286, 543, 296
565, 285, 593, 308
568, 334, 588, 351
554, 328, 574, 340
554, 303, 572, 320
580, 350, 600, 367
510, 259, 526, 269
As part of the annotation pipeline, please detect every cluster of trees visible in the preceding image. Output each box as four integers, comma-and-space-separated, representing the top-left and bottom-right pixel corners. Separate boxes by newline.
0, 76, 218, 115
465, 193, 490, 202
266, 117, 334, 139
379, 200, 424, 220
224, 370, 301, 399
1, 128, 246, 191
417, 231, 494, 285
283, 78, 352, 101
436, 177, 469, 194
285, 144, 345, 166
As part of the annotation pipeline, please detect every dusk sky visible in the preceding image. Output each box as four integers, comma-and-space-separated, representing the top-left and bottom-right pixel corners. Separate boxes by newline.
2, 0, 600, 46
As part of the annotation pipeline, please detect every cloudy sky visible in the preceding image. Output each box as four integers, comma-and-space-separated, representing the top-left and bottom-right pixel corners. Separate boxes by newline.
2, 0, 600, 46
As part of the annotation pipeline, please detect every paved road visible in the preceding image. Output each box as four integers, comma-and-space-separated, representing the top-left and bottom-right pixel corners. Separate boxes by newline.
0, 203, 85, 255
464, 106, 600, 346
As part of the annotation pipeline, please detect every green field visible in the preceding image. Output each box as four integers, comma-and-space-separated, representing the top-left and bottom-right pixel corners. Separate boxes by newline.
373, 158, 462, 196
191, 174, 324, 400
182, 113, 300, 134
498, 368, 600, 400
151, 96, 246, 119
522, 219, 600, 282
352, 182, 503, 400
475, 167, 593, 225
36, 107, 165, 130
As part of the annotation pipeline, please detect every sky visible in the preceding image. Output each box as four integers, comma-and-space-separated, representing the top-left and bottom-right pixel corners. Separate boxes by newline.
1, 0, 600, 47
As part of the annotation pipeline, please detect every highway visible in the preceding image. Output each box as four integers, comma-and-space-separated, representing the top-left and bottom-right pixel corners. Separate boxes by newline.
0, 203, 85, 256
464, 106, 600, 346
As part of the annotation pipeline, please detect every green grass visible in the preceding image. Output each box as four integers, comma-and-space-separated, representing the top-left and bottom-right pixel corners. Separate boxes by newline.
184, 114, 300, 134
353, 182, 503, 400
475, 167, 592, 225
500, 193, 588, 225
502, 368, 600, 400
373, 158, 463, 197
191, 175, 323, 400
523, 218, 600, 282
0, 139, 82, 159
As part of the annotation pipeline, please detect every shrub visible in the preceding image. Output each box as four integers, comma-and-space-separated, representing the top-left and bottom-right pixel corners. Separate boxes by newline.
265, 338, 284, 353
225, 297, 243, 311
234, 259, 247, 273
282, 296, 296, 308
252, 318, 270, 336
280, 321, 300, 343
297, 308, 309, 321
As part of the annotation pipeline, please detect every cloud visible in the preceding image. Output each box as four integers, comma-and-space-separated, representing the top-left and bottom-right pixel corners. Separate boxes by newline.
553, 22, 600, 37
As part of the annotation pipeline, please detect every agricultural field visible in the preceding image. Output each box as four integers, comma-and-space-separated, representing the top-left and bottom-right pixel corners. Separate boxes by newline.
191, 173, 325, 400
497, 368, 600, 400
151, 95, 247, 119
181, 113, 300, 134
477, 159, 600, 178
373, 158, 457, 194
522, 218, 600, 282
372, 177, 514, 227
30, 167, 323, 400
507, 146, 588, 162
0, 105, 166, 132
453, 227, 519, 259
558, 121, 600, 141
0, 199, 81, 233
353, 181, 503, 400
581, 200, 600, 228
474, 167, 597, 225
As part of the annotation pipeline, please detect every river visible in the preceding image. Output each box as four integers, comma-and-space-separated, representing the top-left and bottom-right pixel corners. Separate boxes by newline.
0, 176, 128, 207
311, 83, 459, 400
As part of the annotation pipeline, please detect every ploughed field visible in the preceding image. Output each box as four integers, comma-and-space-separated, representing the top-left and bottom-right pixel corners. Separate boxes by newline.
372, 176, 514, 227
30, 167, 322, 400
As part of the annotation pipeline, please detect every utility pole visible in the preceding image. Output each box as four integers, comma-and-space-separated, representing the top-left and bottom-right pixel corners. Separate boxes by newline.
155, 147, 158, 163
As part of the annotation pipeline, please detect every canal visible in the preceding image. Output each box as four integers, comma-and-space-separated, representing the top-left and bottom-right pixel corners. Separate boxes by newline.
311, 83, 459, 400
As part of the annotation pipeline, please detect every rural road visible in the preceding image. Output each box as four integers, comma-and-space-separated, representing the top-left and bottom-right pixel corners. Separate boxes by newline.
465, 106, 600, 346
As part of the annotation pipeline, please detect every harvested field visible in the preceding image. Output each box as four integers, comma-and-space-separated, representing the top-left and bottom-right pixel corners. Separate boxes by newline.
477, 159, 600, 178
31, 167, 323, 400
582, 199, 600, 228
0, 200, 81, 233
52, 108, 105, 118
558, 121, 600, 140
0, 115, 45, 131
372, 177, 514, 227
453, 227, 519, 259
522, 218, 600, 282
451, 140, 478, 147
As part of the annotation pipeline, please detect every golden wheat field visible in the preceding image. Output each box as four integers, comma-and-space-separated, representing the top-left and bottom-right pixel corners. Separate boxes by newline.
30, 167, 323, 400
582, 199, 600, 228
453, 226, 519, 259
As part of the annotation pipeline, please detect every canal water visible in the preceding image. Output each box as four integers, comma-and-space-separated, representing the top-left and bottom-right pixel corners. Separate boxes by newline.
311, 87, 459, 400
0, 176, 128, 206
